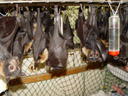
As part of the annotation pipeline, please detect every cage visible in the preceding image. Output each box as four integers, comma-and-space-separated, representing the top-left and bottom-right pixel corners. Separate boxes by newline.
0, 0, 128, 96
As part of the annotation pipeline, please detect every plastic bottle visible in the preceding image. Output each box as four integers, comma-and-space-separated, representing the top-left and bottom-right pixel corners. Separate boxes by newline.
109, 15, 120, 56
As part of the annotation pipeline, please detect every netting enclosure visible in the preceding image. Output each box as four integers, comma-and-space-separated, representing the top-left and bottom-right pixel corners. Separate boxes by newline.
0, 0, 128, 96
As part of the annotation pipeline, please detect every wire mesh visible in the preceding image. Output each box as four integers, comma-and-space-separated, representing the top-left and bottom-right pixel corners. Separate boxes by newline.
8, 48, 106, 96
104, 68, 128, 94
9, 67, 105, 96
2, 5, 128, 96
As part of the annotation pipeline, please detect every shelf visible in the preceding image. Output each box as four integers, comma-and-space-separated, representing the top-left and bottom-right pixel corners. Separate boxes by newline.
9, 61, 103, 86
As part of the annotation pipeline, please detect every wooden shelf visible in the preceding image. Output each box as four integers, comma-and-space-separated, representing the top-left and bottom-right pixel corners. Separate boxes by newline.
9, 61, 104, 86
9, 65, 87, 86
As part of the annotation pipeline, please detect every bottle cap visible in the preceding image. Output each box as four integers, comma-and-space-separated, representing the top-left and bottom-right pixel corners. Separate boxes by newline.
109, 51, 119, 56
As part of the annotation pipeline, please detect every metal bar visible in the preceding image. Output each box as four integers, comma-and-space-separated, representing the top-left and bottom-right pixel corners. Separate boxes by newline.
0, 0, 126, 4
9, 62, 103, 86
0, 0, 126, 7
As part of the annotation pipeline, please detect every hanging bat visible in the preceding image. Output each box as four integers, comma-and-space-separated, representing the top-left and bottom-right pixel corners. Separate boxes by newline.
76, 5, 108, 62
40, 9, 54, 47
83, 28, 103, 62
12, 8, 33, 61
0, 43, 22, 96
46, 5, 68, 73
32, 8, 47, 67
76, 7, 86, 47
87, 5, 108, 62
0, 43, 21, 83
76, 6, 98, 62
22, 10, 34, 54
63, 16, 74, 49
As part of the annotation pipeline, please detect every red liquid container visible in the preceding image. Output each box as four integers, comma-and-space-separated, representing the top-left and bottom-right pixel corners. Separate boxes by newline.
109, 15, 120, 56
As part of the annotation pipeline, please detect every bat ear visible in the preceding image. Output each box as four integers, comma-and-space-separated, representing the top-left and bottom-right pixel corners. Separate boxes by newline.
96, 40, 108, 61
39, 48, 48, 64
82, 46, 90, 57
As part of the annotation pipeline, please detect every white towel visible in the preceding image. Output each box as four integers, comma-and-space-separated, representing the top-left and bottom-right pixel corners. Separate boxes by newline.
91, 90, 108, 96
0, 75, 8, 94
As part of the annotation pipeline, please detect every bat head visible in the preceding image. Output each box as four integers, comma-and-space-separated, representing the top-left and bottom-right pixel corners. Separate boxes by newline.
3, 56, 21, 82
82, 46, 102, 62
88, 50, 101, 62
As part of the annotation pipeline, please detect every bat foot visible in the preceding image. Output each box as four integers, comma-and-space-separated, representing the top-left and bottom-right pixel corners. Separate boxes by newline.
46, 65, 66, 75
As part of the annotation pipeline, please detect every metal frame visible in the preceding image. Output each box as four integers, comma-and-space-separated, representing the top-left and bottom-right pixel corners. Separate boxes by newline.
0, 0, 126, 4
0, 0, 126, 7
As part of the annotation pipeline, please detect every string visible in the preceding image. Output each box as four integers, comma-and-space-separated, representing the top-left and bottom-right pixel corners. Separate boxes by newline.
108, 2, 115, 15
108, 1, 121, 15
115, 2, 121, 15
0, 12, 8, 17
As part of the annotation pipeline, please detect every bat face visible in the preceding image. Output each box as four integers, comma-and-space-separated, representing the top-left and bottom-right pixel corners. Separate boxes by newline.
3, 56, 21, 81
82, 47, 102, 62
88, 50, 102, 62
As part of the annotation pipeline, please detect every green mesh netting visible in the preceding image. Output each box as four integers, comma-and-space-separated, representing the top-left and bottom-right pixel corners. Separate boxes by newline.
104, 68, 128, 93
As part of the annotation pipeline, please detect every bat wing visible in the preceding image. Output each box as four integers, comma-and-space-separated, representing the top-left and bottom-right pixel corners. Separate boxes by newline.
12, 32, 25, 61
63, 16, 74, 48
47, 5, 68, 72
76, 8, 86, 47
25, 11, 33, 41
0, 17, 18, 53
96, 40, 108, 61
